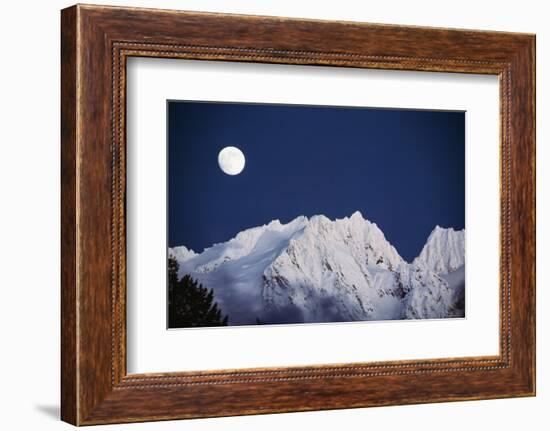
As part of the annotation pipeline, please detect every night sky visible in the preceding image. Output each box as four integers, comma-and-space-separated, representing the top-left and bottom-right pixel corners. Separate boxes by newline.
168, 101, 465, 262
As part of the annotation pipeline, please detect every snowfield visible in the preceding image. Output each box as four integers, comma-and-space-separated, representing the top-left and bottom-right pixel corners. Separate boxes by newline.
170, 211, 465, 326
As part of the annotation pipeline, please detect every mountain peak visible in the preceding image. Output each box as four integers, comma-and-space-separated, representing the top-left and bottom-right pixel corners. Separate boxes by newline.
268, 219, 282, 227
414, 226, 465, 274
310, 214, 331, 224
431, 224, 463, 234
350, 210, 364, 221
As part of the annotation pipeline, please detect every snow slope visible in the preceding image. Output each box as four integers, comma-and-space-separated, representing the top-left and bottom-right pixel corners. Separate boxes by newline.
170, 213, 465, 325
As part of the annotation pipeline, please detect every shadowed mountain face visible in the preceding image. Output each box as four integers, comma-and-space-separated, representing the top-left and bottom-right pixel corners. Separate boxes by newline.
169, 212, 465, 327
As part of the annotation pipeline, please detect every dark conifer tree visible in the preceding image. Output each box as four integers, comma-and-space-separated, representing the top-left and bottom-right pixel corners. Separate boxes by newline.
168, 256, 228, 328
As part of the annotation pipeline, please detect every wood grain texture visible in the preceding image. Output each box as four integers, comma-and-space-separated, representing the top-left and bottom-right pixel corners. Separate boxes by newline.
60, 5, 78, 425
60, 4, 536, 425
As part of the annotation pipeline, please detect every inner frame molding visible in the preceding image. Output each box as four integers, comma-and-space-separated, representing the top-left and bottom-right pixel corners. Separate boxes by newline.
61, 4, 535, 425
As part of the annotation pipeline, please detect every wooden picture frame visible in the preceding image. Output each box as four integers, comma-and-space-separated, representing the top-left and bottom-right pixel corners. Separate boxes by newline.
61, 4, 535, 425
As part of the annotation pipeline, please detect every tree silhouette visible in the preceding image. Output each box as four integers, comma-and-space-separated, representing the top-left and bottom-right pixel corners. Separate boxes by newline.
168, 256, 228, 328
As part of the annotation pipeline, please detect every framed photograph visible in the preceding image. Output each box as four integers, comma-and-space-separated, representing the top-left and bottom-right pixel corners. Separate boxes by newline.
165, 101, 467, 329
61, 4, 536, 425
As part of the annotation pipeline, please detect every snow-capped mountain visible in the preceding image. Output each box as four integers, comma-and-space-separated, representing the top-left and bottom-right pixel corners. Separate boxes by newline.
413, 226, 465, 315
413, 225, 465, 274
170, 212, 465, 325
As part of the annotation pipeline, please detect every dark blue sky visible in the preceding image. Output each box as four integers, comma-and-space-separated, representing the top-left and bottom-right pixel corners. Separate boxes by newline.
168, 101, 464, 262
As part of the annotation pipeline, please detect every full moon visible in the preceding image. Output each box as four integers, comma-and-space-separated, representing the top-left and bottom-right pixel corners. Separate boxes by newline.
218, 146, 245, 175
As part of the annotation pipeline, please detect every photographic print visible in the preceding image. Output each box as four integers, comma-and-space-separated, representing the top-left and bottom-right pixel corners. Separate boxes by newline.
167, 101, 465, 329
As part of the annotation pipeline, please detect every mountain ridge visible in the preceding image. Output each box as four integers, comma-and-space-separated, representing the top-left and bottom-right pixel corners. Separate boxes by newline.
170, 212, 465, 326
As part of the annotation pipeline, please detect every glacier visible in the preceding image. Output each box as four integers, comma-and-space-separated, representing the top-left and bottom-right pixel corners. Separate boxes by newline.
170, 211, 465, 326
